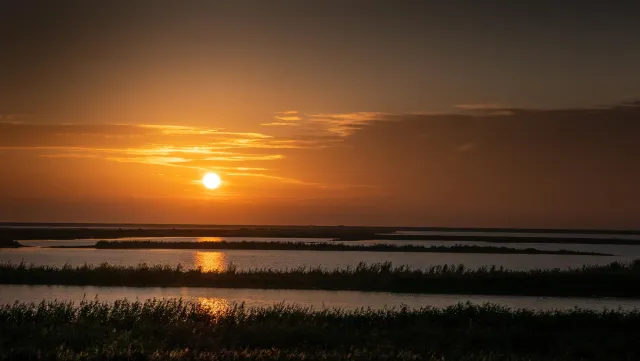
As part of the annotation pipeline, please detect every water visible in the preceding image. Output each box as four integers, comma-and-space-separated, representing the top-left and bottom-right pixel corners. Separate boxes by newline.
392, 230, 640, 241
0, 247, 628, 271
19, 237, 640, 258
6, 236, 639, 271
1, 285, 637, 312
4, 235, 640, 311
19, 237, 334, 247
356, 240, 640, 257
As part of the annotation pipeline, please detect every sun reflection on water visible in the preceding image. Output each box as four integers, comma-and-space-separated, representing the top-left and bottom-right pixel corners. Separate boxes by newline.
194, 251, 228, 272
197, 297, 232, 314
195, 237, 224, 243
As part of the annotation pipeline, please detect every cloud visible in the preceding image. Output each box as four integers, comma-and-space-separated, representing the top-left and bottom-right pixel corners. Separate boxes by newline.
261, 111, 302, 126
261, 122, 300, 126
205, 154, 284, 162
305, 112, 390, 137
455, 103, 514, 116
273, 116, 302, 122
262, 110, 397, 136
4, 101, 640, 199
0, 122, 307, 182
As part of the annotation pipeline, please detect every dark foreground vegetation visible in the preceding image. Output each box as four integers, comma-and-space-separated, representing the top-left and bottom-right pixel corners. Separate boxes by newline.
87, 240, 610, 256
3, 261, 640, 297
0, 239, 22, 248
2, 300, 640, 361
3, 224, 640, 244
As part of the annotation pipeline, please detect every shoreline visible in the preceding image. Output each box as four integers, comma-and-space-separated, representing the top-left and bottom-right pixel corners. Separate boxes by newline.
4, 226, 640, 245
2, 261, 640, 298
45, 240, 613, 256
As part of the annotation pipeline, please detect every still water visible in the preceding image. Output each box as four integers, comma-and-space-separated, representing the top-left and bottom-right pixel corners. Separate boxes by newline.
0, 247, 629, 271
391, 230, 640, 241
18, 237, 334, 247
19, 237, 640, 258
357, 240, 640, 257
2, 285, 639, 312
4, 237, 640, 311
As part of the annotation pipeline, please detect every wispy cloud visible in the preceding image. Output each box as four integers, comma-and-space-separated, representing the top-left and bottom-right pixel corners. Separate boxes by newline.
273, 116, 301, 121
205, 154, 284, 162
261, 122, 300, 126
138, 124, 273, 139
307, 112, 389, 137
0, 122, 311, 183
261, 110, 302, 126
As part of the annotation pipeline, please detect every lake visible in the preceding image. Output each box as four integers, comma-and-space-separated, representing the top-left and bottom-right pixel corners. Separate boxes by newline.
4, 235, 640, 310
2, 284, 639, 312
4, 236, 639, 271
18, 237, 640, 257
391, 230, 640, 241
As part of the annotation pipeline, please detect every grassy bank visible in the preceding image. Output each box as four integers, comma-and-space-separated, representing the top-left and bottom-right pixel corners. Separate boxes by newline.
86, 240, 611, 256
2, 261, 640, 297
1, 300, 640, 360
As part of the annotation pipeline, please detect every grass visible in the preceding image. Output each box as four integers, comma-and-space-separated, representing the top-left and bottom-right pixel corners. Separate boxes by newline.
2, 261, 640, 297
83, 240, 612, 256
1, 300, 640, 360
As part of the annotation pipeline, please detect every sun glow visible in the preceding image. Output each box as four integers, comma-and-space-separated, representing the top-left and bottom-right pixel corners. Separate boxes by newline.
202, 172, 222, 189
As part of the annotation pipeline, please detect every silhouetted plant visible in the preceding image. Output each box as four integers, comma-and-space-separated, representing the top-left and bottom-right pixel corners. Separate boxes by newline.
1, 300, 640, 360
2, 261, 640, 297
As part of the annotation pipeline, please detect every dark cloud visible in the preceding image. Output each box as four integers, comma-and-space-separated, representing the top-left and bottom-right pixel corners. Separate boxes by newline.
321, 101, 640, 228
2, 1, 640, 114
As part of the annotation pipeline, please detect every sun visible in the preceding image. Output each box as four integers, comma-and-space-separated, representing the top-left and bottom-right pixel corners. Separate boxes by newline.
202, 172, 221, 189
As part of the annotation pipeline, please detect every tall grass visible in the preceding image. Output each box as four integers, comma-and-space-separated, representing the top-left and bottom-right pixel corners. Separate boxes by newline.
90, 240, 610, 255
1, 300, 640, 360
2, 261, 640, 297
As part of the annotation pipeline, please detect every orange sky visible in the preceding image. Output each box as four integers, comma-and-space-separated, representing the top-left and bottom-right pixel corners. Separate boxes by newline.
2, 104, 640, 228
1, 2, 640, 228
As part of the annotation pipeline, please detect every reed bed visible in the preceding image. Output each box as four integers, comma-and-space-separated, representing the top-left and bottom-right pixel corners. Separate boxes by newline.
89, 240, 610, 256
1, 300, 639, 360
2, 261, 640, 297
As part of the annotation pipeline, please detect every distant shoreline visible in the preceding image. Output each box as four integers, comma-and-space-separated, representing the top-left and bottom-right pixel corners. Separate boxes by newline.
47, 240, 611, 256
3, 222, 640, 234
3, 226, 640, 245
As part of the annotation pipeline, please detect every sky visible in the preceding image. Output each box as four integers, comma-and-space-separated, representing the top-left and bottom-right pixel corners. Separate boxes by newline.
1, 1, 640, 228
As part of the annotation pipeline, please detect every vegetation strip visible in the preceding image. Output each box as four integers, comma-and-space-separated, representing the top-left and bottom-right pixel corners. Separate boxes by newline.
3, 225, 640, 244
64, 240, 612, 256
2, 261, 640, 297
2, 300, 640, 361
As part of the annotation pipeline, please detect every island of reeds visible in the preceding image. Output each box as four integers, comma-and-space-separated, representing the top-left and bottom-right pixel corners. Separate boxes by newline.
2, 261, 640, 298
4, 224, 640, 244
1, 300, 639, 361
57, 240, 612, 256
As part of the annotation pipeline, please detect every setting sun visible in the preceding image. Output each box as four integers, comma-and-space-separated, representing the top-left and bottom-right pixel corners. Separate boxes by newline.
202, 173, 221, 189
